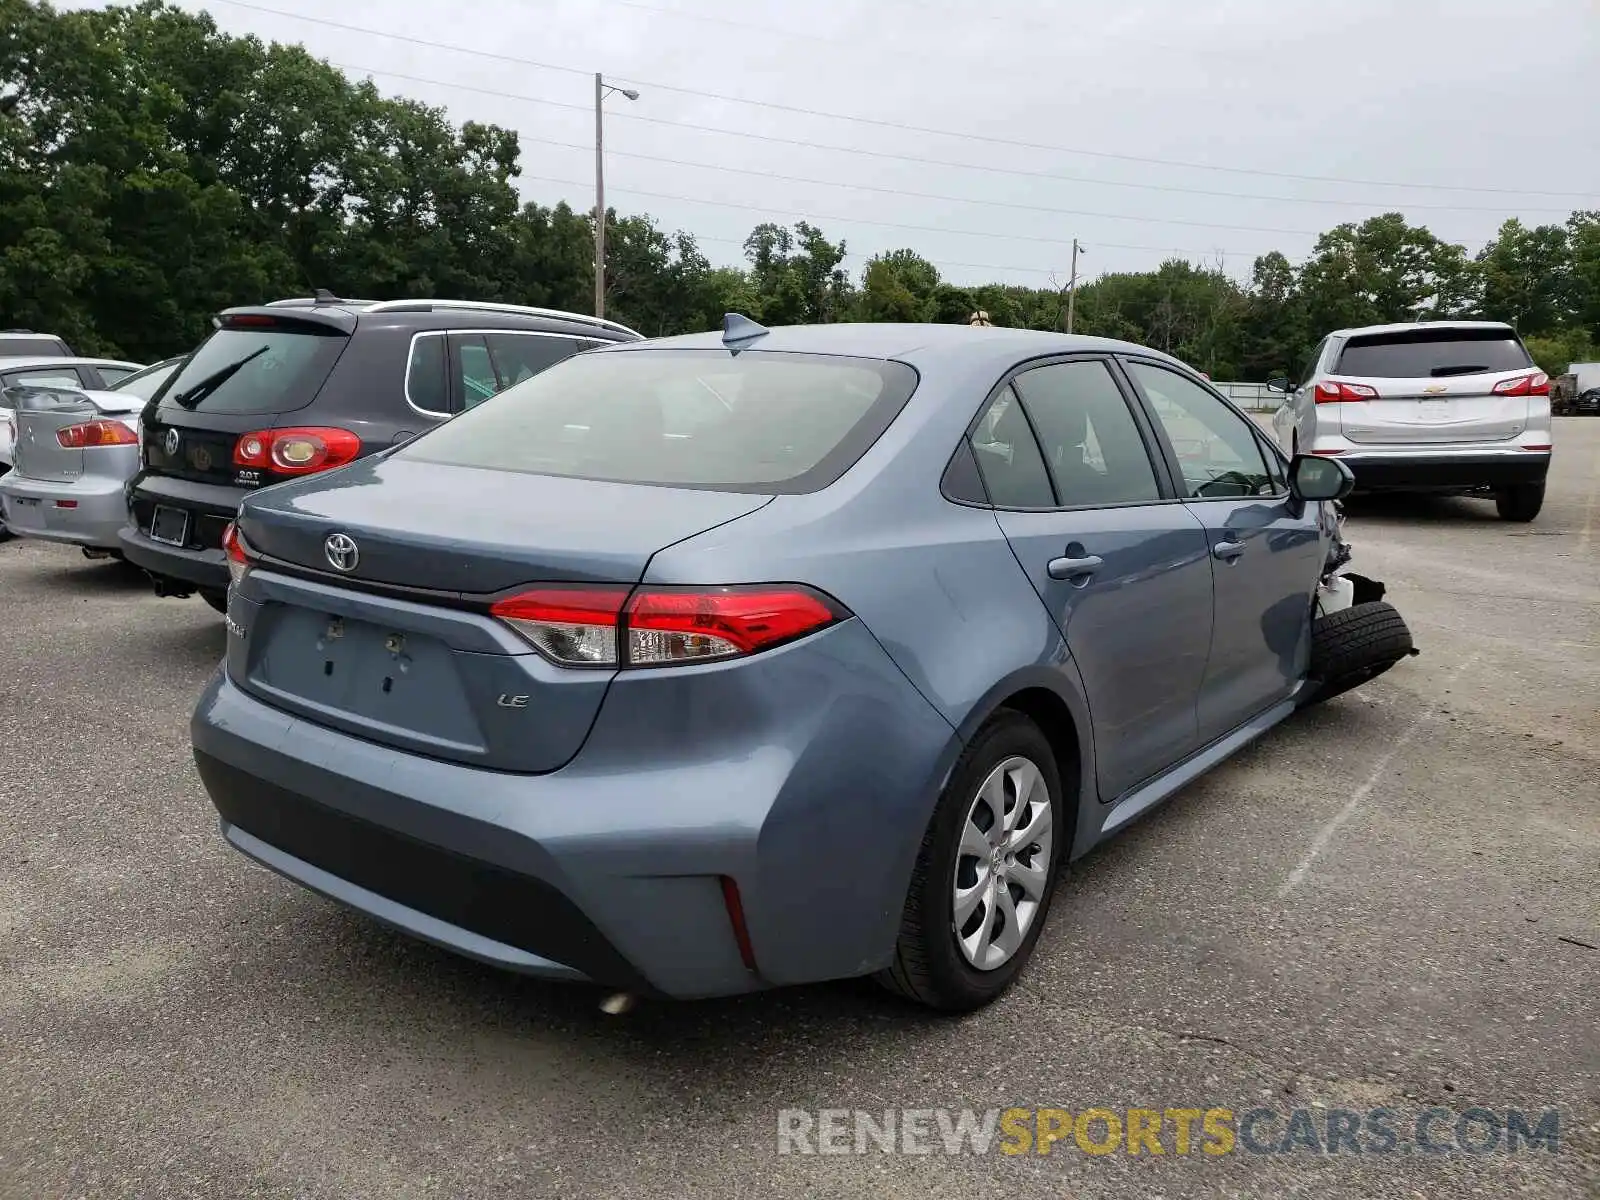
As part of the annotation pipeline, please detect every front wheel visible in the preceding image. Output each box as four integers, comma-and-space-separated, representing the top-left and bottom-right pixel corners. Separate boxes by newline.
877, 711, 1066, 1011
1495, 481, 1544, 522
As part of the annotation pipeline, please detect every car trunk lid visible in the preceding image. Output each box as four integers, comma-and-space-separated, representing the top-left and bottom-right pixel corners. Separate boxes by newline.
230, 457, 773, 771
7, 390, 101, 482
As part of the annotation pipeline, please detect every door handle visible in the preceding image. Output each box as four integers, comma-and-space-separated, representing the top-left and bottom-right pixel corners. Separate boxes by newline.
1212, 539, 1246, 562
1047, 554, 1103, 580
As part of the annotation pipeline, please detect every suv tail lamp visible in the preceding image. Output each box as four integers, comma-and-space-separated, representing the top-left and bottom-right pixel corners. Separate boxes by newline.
220, 521, 256, 587
1314, 381, 1379, 403
1492, 372, 1550, 397
233, 427, 360, 475
56, 420, 138, 448
489, 585, 848, 668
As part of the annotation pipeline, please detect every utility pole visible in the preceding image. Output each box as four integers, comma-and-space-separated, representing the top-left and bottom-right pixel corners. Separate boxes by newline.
593, 72, 606, 319
1066, 238, 1082, 334
592, 75, 640, 320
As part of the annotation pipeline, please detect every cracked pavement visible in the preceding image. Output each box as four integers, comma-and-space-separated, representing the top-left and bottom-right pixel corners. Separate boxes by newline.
0, 418, 1596, 1199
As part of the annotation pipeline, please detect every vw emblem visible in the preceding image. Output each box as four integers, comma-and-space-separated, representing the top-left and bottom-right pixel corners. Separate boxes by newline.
324, 532, 359, 572
164, 428, 180, 456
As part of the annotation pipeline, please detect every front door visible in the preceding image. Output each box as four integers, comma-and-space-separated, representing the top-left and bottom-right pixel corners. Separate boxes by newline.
1122, 360, 1325, 743
969, 358, 1215, 801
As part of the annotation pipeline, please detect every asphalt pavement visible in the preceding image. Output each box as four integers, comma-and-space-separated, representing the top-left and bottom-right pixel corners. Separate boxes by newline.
1, 420, 1596, 1199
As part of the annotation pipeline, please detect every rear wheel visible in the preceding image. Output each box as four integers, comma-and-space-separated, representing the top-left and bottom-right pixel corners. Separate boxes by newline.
1494, 481, 1544, 522
1303, 601, 1414, 707
877, 711, 1065, 1011
200, 589, 229, 614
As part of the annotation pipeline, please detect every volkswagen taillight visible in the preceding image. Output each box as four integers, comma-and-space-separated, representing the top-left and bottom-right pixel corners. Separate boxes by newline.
233, 427, 360, 475
489, 584, 848, 669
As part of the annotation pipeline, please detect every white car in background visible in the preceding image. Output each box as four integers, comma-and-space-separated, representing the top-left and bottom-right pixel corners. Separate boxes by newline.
1268, 321, 1552, 521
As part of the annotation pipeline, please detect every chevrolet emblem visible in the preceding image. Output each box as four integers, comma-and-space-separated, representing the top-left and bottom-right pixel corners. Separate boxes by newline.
1424, 384, 1447, 394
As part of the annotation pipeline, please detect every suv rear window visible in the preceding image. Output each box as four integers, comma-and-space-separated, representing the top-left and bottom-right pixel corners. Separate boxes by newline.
397, 348, 919, 494
0, 336, 70, 357
1335, 328, 1531, 378
157, 325, 348, 416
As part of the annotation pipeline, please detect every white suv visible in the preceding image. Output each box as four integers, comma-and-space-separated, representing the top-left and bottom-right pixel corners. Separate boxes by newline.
1269, 321, 1551, 521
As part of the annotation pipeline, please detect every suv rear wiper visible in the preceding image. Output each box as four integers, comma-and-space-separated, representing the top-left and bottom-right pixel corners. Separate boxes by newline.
1428, 364, 1489, 377
171, 346, 268, 408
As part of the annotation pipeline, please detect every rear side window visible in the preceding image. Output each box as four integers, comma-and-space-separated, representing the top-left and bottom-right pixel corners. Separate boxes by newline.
1335, 329, 1531, 378
485, 332, 592, 390
406, 334, 449, 415
1012, 361, 1161, 507
398, 348, 919, 494
0, 337, 70, 357
970, 386, 1055, 508
157, 325, 348, 416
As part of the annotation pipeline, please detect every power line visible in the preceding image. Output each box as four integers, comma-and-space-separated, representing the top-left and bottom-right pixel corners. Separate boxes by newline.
210, 0, 1600, 203
335, 61, 1551, 231
520, 170, 1272, 261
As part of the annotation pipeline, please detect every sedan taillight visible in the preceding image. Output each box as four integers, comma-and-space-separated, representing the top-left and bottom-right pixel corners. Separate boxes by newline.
56, 420, 138, 448
490, 584, 848, 669
221, 521, 255, 587
1313, 381, 1379, 403
1492, 372, 1550, 397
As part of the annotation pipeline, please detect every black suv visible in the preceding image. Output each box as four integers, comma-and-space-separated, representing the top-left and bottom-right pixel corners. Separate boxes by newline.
120, 295, 641, 610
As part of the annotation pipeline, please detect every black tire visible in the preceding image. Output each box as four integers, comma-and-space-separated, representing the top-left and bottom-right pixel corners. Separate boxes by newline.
199, 589, 229, 614
877, 711, 1066, 1011
1494, 481, 1544, 522
0, 464, 11, 542
1303, 601, 1414, 707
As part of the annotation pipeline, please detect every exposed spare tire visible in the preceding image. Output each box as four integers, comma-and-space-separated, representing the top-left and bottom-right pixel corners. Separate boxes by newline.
1302, 601, 1417, 707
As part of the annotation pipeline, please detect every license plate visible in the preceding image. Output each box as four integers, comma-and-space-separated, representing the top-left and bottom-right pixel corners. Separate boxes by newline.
1418, 399, 1450, 422
149, 505, 190, 546
12, 496, 39, 507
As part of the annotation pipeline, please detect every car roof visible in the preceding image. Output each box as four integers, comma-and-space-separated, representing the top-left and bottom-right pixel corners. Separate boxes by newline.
598, 321, 1193, 372
0, 355, 144, 370
1329, 320, 1518, 340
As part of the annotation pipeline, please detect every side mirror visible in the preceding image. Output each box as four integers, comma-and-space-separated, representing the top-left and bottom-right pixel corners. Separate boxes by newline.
1265, 376, 1293, 394
1289, 454, 1354, 503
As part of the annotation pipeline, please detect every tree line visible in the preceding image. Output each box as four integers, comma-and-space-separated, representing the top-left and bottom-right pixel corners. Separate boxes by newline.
4, 0, 1598, 379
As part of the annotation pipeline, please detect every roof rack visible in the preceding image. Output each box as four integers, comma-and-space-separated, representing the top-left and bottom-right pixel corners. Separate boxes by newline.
362, 298, 642, 339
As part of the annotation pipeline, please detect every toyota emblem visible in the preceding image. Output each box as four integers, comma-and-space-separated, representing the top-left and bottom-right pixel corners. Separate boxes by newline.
164, 428, 180, 456
324, 532, 359, 572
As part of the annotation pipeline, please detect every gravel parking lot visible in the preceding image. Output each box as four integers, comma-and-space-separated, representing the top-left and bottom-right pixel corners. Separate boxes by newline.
2, 420, 1596, 1199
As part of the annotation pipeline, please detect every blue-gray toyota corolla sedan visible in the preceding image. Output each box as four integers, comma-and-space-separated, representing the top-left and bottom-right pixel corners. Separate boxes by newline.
192, 318, 1402, 1009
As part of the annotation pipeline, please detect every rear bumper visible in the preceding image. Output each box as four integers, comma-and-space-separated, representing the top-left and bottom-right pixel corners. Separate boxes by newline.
1335, 450, 1551, 492
0, 471, 129, 548
189, 620, 959, 999
120, 472, 250, 590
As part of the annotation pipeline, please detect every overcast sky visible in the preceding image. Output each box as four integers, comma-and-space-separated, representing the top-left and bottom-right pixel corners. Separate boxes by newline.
71, 0, 1600, 287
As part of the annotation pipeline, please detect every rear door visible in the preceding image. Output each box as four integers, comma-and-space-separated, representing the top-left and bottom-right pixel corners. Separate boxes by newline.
1328, 327, 1538, 444
1123, 360, 1324, 742
972, 358, 1215, 801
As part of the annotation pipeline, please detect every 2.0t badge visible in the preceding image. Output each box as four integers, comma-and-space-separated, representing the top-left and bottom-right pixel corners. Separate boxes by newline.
324, 532, 359, 572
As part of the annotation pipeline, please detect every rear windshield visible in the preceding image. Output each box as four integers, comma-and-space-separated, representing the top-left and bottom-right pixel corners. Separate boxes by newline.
0, 336, 70, 357
108, 358, 181, 400
157, 325, 347, 416
1335, 329, 1531, 379
397, 348, 919, 493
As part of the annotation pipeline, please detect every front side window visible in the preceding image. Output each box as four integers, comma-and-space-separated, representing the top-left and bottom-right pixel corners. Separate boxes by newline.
398, 348, 918, 494
1126, 361, 1274, 500
1011, 360, 1161, 507
969, 385, 1055, 508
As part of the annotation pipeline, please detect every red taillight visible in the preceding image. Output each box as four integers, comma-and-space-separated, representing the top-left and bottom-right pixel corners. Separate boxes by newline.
233, 427, 361, 475
55, 420, 138, 448
489, 584, 846, 668
1492, 372, 1549, 397
720, 876, 758, 973
221, 521, 255, 587
1314, 381, 1379, 403
223, 314, 278, 328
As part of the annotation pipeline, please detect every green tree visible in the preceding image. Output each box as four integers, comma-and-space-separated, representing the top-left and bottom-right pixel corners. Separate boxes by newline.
1476, 219, 1571, 335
